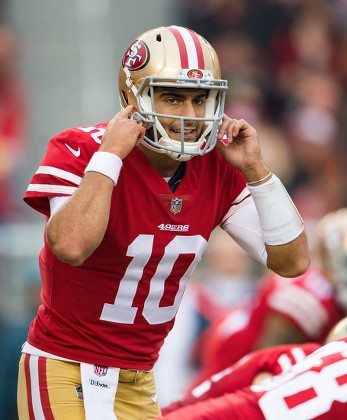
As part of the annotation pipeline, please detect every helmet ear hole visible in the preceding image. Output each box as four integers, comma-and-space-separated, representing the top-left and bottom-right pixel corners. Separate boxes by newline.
156, 34, 162, 42
121, 91, 128, 105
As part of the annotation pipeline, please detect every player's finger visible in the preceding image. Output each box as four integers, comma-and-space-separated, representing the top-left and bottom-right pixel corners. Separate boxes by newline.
229, 119, 249, 137
135, 128, 146, 146
116, 105, 135, 119
218, 116, 236, 140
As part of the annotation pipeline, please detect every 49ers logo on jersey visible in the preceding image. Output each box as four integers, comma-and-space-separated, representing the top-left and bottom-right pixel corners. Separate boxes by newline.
122, 40, 150, 71
94, 365, 108, 377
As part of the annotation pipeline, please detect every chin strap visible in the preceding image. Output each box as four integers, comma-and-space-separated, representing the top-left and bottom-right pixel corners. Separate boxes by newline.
140, 135, 196, 161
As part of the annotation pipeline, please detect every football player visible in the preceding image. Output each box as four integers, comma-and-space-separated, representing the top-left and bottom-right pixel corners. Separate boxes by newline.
160, 317, 347, 419
18, 26, 309, 419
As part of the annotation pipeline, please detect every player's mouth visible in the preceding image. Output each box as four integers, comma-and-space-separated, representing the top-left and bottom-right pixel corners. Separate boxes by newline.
170, 128, 197, 142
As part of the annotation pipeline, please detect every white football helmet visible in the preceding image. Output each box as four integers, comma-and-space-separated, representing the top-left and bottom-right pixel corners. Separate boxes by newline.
118, 25, 228, 161
316, 208, 347, 311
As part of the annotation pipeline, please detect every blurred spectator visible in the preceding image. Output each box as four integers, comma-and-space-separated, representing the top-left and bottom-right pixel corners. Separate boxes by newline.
283, 69, 347, 221
176, 0, 250, 41
0, 23, 28, 222
193, 227, 262, 308
224, 79, 295, 186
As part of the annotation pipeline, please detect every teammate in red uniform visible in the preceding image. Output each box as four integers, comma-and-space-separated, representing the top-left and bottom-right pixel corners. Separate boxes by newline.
159, 318, 347, 419
162, 343, 320, 414
188, 208, 347, 388
17, 26, 309, 419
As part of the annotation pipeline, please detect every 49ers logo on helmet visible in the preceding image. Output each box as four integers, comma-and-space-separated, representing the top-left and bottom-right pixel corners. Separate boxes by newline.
122, 40, 150, 71
187, 69, 203, 79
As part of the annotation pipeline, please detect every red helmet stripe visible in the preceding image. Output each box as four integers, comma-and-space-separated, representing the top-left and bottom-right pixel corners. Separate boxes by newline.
167, 26, 205, 69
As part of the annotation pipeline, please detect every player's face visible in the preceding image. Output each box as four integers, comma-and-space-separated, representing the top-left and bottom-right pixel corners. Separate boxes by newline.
153, 87, 207, 142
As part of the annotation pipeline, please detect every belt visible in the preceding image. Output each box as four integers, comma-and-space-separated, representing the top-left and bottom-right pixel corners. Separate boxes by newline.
118, 368, 152, 383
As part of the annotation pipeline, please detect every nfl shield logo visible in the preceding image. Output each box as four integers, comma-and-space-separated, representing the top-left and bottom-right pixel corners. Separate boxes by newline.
94, 365, 108, 377
170, 197, 182, 214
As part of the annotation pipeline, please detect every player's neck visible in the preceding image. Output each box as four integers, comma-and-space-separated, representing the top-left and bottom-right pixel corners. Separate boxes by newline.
137, 144, 182, 177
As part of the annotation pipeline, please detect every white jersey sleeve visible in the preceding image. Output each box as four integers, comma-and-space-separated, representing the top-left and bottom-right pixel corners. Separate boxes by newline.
220, 188, 267, 266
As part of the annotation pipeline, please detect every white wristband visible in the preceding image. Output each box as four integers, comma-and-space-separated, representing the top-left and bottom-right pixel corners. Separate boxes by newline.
247, 174, 304, 245
84, 152, 122, 185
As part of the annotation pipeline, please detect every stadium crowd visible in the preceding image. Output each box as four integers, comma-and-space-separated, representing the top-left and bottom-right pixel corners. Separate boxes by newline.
177, 0, 347, 225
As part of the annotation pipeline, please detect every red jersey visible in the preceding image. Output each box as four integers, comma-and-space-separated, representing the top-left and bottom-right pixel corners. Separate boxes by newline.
23, 122, 247, 370
160, 339, 347, 419
195, 268, 343, 380
162, 342, 319, 414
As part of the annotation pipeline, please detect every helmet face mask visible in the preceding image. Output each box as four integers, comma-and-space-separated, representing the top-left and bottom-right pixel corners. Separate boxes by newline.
119, 26, 228, 161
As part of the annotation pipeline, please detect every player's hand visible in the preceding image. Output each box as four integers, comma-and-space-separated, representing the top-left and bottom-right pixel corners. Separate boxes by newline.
216, 116, 270, 180
99, 105, 146, 159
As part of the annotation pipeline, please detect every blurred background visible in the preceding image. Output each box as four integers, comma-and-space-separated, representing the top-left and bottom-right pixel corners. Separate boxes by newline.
1, 0, 347, 417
